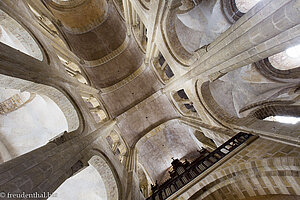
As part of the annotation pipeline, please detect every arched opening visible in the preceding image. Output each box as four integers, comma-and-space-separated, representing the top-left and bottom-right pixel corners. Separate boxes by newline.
221, 0, 261, 23
137, 163, 152, 198
26, 3, 67, 48
89, 155, 119, 200
188, 157, 300, 200
206, 59, 300, 120
0, 74, 80, 164
152, 51, 175, 83
48, 164, 108, 200
268, 45, 300, 71
264, 116, 300, 125
171, 89, 198, 117
198, 57, 300, 142
81, 94, 108, 123
235, 0, 262, 13
106, 129, 128, 164
49, 155, 120, 200
254, 43, 300, 80
57, 55, 89, 85
0, 9, 43, 61
136, 120, 202, 186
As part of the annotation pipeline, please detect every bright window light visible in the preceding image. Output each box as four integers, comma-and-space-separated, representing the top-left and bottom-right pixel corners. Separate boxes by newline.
264, 116, 300, 124
286, 44, 300, 58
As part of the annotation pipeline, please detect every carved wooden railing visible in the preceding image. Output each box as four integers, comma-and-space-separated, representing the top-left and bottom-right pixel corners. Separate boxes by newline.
147, 132, 255, 200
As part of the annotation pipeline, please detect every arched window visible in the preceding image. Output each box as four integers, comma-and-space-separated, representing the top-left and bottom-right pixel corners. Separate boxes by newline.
264, 116, 300, 125
268, 45, 300, 71
222, 0, 261, 23
172, 89, 198, 117
235, 0, 262, 13
152, 51, 175, 83
0, 9, 43, 61
57, 55, 89, 85
81, 94, 108, 123
106, 129, 127, 164
131, 8, 148, 52
254, 44, 300, 80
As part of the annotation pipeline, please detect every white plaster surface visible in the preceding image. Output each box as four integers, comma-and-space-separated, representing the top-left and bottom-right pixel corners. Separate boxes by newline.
49, 166, 107, 200
176, 0, 231, 51
0, 88, 68, 160
136, 120, 201, 183
209, 64, 297, 118
0, 9, 43, 61
235, 0, 261, 13
269, 51, 300, 70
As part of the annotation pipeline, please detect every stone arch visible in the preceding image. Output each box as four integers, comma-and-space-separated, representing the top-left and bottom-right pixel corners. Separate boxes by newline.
249, 105, 300, 120
0, 74, 80, 132
137, 162, 152, 197
197, 80, 300, 144
221, 0, 243, 23
89, 155, 120, 200
84, 149, 123, 200
48, 163, 108, 200
161, 0, 196, 66
137, 0, 150, 11
185, 157, 300, 200
0, 8, 43, 61
0, 74, 81, 163
135, 119, 202, 184
255, 58, 300, 81
221, 0, 261, 23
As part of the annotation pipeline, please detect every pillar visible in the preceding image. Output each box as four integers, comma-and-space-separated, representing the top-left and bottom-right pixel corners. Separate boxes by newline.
124, 148, 144, 199
0, 121, 115, 195
165, 0, 300, 91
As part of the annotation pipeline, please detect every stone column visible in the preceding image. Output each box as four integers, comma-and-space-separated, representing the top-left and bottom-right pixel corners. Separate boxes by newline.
145, 0, 164, 63
124, 148, 145, 200
124, 148, 137, 172
123, 0, 132, 34
132, 7, 137, 26
165, 0, 300, 91
0, 121, 115, 196
139, 21, 144, 43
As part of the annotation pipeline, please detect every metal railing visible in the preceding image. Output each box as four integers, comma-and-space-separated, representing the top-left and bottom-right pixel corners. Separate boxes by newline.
147, 132, 255, 200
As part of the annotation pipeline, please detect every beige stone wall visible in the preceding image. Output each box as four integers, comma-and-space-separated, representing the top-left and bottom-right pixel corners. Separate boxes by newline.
0, 0, 299, 199
177, 138, 300, 200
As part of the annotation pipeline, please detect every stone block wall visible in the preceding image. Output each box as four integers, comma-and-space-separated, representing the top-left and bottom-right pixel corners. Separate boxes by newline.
177, 138, 300, 200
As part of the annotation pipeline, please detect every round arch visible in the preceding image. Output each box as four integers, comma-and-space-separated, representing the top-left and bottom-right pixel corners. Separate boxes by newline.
0, 74, 80, 132
0, 74, 81, 163
197, 69, 300, 144
0, 8, 44, 61
84, 149, 123, 200
184, 157, 300, 200
89, 155, 120, 200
